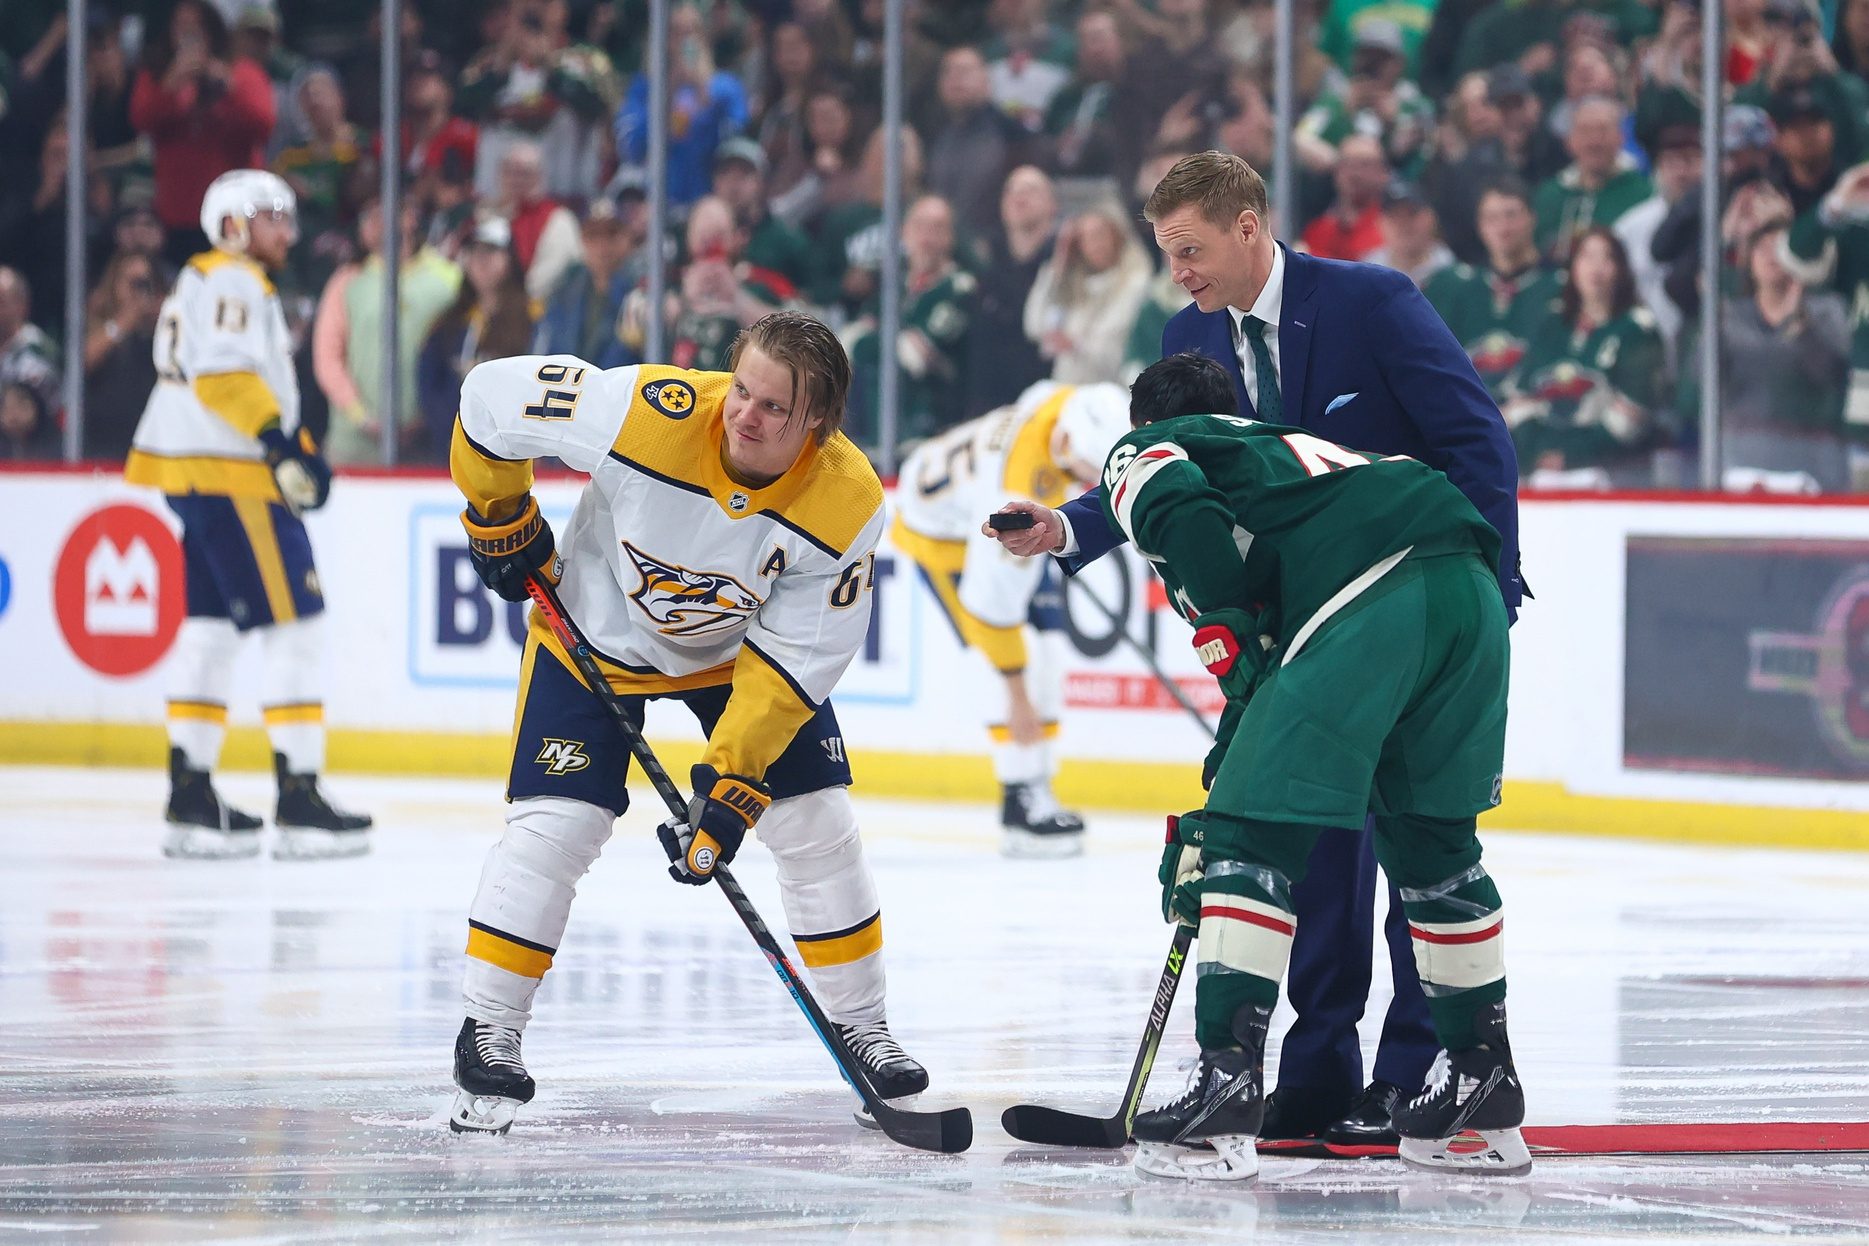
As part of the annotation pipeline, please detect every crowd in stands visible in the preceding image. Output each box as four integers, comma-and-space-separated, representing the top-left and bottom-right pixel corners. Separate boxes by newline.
2, 0, 1867, 491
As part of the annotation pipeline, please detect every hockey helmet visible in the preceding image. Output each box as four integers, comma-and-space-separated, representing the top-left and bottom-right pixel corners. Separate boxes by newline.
200, 169, 298, 254
1054, 383, 1131, 473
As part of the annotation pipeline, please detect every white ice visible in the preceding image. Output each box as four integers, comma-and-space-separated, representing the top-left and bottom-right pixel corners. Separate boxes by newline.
3, 766, 1869, 1243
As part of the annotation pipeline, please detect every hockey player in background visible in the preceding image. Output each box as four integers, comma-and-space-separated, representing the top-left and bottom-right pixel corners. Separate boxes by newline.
892, 381, 1129, 857
125, 169, 373, 862
1109, 354, 1527, 1181
446, 312, 931, 1135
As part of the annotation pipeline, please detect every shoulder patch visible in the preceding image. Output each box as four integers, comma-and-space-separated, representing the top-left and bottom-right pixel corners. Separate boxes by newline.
641, 377, 697, 419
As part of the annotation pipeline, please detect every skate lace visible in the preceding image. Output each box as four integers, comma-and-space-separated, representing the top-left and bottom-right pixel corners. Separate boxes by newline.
474, 1024, 525, 1073
1021, 783, 1063, 820
1414, 1050, 1453, 1106
842, 1023, 912, 1071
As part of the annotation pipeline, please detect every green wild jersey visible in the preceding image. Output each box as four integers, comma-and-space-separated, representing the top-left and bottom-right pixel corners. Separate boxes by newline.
1099, 414, 1503, 647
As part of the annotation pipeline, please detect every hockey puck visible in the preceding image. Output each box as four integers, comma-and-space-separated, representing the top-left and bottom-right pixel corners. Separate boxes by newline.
988, 511, 1037, 532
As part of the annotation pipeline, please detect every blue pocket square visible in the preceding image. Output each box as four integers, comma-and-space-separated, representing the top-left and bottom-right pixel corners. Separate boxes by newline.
1325, 392, 1360, 414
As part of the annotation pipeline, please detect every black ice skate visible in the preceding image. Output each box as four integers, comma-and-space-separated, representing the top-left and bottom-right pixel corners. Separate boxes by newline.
1132, 1005, 1270, 1182
1392, 1002, 1530, 1175
273, 752, 373, 860
837, 1020, 930, 1128
999, 782, 1085, 859
449, 1017, 536, 1134
163, 746, 262, 859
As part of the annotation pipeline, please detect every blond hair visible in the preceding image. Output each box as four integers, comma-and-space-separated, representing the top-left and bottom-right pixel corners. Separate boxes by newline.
728, 311, 852, 443
1143, 151, 1270, 228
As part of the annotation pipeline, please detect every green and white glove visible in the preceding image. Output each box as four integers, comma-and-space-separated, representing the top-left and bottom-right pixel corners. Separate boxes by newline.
1190, 606, 1278, 703
1158, 812, 1207, 927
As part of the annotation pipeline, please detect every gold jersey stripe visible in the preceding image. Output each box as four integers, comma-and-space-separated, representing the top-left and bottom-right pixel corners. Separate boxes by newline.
193, 371, 281, 438
792, 912, 883, 968
231, 494, 297, 624
124, 449, 280, 499
167, 700, 229, 724
262, 702, 324, 726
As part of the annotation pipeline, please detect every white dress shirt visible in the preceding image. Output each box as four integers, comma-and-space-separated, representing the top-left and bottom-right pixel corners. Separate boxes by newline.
1227, 242, 1286, 412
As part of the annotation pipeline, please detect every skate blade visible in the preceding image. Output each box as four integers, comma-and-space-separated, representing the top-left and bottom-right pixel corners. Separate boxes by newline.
273, 828, 373, 860
1000, 828, 1085, 859
449, 1089, 522, 1135
162, 827, 262, 860
853, 1092, 922, 1130
1134, 1136, 1259, 1182
1399, 1128, 1531, 1176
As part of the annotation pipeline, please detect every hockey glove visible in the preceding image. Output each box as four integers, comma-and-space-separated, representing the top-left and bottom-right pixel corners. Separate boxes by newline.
1191, 607, 1277, 704
462, 495, 558, 603
1158, 812, 1207, 927
659, 763, 771, 884
259, 426, 332, 513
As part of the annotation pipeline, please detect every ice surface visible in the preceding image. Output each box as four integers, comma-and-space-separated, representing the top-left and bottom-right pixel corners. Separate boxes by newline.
3, 767, 1869, 1243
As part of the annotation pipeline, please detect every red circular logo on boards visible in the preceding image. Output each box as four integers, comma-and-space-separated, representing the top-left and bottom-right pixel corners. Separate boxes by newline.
54, 504, 186, 676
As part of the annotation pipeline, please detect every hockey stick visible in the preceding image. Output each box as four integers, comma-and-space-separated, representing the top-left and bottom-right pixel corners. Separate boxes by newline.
1065, 577, 1216, 741
1002, 923, 1194, 1147
524, 574, 973, 1155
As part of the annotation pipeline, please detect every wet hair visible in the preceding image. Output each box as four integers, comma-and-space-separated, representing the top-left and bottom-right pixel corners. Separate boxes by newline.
728, 311, 852, 443
1128, 352, 1239, 427
1143, 150, 1270, 228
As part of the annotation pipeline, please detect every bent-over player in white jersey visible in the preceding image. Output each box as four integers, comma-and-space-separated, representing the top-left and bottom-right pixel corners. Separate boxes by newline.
892, 382, 1128, 857
125, 169, 371, 861
447, 312, 931, 1135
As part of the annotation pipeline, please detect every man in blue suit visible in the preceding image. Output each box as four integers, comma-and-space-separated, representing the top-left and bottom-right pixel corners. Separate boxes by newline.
985, 151, 1523, 1153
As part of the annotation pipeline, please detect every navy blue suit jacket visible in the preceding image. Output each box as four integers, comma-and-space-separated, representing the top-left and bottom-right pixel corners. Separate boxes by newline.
1058, 246, 1524, 610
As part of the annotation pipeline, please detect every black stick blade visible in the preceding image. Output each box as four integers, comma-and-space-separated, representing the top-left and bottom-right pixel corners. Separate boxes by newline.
1000, 1104, 1128, 1149
877, 1103, 974, 1153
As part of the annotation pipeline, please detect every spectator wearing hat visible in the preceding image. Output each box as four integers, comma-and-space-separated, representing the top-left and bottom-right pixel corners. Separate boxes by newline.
846, 193, 978, 450
387, 54, 480, 215
616, 2, 747, 210
494, 140, 585, 304
1736, 0, 1869, 168
0, 266, 60, 460
1321, 0, 1437, 78
1426, 177, 1564, 399
1533, 95, 1652, 261
272, 66, 363, 292
1294, 20, 1435, 181
1785, 158, 1869, 484
1768, 85, 1845, 218
1502, 226, 1665, 483
107, 200, 175, 289
418, 215, 535, 464
1423, 65, 1567, 266
1650, 104, 1782, 322
313, 196, 462, 465
965, 164, 1059, 418
711, 137, 812, 294
1367, 179, 1454, 287
926, 45, 1032, 237
1301, 133, 1390, 261
1041, 10, 1127, 181
231, 2, 302, 150
535, 196, 644, 369
1680, 217, 1854, 491
1615, 124, 1702, 366
130, 0, 277, 265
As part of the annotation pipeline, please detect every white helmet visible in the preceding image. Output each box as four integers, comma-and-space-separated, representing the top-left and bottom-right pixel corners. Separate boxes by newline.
1054, 383, 1132, 474
200, 169, 298, 254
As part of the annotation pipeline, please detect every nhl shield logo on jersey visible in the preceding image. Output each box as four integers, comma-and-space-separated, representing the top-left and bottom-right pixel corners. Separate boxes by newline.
641, 378, 697, 419
623, 542, 762, 636
535, 738, 591, 775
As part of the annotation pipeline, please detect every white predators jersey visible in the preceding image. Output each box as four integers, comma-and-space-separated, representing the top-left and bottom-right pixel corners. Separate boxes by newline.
454, 356, 885, 780
893, 382, 1085, 629
126, 251, 300, 497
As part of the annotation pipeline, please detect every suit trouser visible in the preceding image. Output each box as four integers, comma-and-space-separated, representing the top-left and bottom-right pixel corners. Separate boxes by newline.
1273, 819, 1438, 1107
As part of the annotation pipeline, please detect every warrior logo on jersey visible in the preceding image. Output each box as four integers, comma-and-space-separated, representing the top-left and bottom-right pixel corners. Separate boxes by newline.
623, 542, 762, 636
536, 738, 592, 775
641, 378, 697, 419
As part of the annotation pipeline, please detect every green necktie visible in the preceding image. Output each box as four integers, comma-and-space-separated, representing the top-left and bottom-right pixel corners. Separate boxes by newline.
1240, 314, 1281, 423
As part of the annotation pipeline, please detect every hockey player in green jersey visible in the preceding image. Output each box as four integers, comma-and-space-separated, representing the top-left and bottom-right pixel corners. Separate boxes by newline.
1108, 353, 1527, 1182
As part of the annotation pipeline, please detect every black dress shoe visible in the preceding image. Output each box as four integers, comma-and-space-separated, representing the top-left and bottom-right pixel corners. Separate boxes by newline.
1257, 1087, 1348, 1154
1321, 1080, 1402, 1156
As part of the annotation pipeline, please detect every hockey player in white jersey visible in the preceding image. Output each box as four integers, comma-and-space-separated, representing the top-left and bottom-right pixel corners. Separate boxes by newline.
447, 312, 931, 1135
125, 169, 372, 861
891, 382, 1129, 857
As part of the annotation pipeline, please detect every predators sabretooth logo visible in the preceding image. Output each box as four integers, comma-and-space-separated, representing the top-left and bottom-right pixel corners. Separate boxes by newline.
623, 542, 763, 636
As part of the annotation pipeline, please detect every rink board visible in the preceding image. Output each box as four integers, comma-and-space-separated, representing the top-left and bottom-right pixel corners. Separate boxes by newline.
1, 467, 1868, 846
